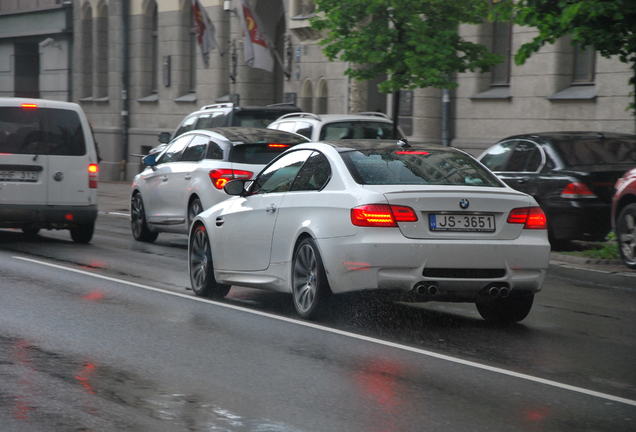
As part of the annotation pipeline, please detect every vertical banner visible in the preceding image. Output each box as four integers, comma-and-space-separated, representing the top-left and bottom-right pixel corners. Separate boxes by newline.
192, 0, 218, 67
235, 0, 274, 72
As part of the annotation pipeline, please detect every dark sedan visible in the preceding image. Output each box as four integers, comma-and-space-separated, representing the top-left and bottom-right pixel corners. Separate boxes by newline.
478, 132, 636, 249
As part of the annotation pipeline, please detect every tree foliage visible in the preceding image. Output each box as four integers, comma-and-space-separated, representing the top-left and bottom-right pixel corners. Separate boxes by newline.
310, 0, 501, 93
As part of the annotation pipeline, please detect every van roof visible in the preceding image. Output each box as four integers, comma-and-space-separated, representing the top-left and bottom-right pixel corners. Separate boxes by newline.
0, 97, 81, 110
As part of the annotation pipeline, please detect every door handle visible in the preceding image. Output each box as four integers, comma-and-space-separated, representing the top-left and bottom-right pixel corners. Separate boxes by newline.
184, 175, 192, 180
265, 204, 277, 214
161, 176, 168, 182
517, 178, 529, 184
215, 217, 224, 227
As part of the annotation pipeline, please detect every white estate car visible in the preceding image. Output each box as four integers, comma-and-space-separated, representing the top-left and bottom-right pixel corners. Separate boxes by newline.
130, 127, 308, 242
0, 98, 99, 243
267, 112, 405, 141
188, 140, 551, 322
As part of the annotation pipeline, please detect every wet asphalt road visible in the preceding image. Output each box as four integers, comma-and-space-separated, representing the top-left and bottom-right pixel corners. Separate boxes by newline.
0, 213, 635, 431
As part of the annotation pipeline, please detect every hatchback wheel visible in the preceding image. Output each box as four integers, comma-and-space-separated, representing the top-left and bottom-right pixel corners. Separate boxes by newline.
616, 203, 636, 269
70, 222, 95, 244
187, 197, 203, 228
476, 293, 534, 324
292, 238, 331, 319
131, 193, 158, 242
189, 223, 230, 298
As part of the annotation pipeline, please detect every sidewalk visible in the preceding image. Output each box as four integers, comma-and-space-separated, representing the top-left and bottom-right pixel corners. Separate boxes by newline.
97, 181, 636, 289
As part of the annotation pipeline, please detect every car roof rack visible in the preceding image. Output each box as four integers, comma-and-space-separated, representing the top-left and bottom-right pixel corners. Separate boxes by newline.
266, 102, 300, 108
275, 112, 322, 121
355, 111, 391, 119
200, 102, 234, 110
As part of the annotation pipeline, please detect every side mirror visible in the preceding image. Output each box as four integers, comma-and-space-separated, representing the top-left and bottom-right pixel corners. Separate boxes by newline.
224, 179, 248, 196
158, 132, 171, 144
142, 153, 158, 167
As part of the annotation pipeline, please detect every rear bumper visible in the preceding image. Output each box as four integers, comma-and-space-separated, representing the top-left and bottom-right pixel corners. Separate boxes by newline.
317, 230, 550, 301
0, 204, 98, 228
545, 200, 610, 241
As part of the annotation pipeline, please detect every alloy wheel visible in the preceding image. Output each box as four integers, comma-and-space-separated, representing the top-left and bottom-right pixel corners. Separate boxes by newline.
293, 243, 318, 314
618, 206, 636, 267
131, 195, 144, 238
188, 198, 203, 227
190, 225, 211, 292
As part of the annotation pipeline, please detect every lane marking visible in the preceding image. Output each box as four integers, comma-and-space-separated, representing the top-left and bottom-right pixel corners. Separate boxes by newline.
13, 255, 636, 408
99, 211, 130, 218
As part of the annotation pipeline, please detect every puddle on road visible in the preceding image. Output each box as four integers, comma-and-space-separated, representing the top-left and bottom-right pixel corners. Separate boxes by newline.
0, 335, 303, 432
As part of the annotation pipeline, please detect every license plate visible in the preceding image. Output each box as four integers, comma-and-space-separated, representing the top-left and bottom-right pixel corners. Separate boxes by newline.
429, 213, 495, 232
0, 170, 39, 182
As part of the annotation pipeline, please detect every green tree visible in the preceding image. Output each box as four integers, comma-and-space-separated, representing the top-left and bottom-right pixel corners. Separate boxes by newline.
494, 0, 636, 113
310, 0, 501, 134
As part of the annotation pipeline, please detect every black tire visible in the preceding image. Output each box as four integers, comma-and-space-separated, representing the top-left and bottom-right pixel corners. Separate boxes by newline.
616, 203, 636, 269
22, 226, 40, 237
187, 196, 203, 229
131, 193, 158, 243
189, 223, 231, 298
70, 222, 95, 244
291, 237, 331, 319
476, 293, 534, 324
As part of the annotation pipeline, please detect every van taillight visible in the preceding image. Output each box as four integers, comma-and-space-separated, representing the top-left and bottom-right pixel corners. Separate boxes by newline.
351, 204, 418, 227
88, 163, 99, 189
209, 169, 253, 189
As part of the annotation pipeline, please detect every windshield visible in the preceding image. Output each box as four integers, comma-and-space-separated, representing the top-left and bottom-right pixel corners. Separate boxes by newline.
0, 107, 86, 156
340, 148, 503, 187
319, 121, 401, 140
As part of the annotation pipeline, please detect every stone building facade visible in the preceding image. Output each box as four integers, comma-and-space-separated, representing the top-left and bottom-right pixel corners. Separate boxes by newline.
3, 0, 633, 180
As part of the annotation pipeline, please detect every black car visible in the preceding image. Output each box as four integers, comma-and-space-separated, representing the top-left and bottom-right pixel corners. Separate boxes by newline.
478, 132, 636, 248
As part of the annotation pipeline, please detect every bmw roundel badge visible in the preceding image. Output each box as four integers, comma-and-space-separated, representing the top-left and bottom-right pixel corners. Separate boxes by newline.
459, 199, 470, 209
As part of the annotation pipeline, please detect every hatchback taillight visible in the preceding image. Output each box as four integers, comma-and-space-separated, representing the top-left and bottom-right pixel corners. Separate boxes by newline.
507, 207, 547, 229
351, 204, 418, 227
88, 163, 99, 189
209, 169, 253, 189
560, 182, 597, 199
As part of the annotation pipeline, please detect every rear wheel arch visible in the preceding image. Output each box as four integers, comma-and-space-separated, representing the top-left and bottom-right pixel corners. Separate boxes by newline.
291, 232, 333, 294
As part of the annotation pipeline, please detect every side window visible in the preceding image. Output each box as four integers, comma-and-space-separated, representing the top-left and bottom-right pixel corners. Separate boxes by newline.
480, 141, 516, 171
156, 135, 193, 164
206, 139, 224, 160
174, 115, 198, 138
294, 121, 313, 139
508, 141, 542, 172
180, 135, 209, 162
251, 150, 313, 195
196, 112, 226, 129
291, 151, 331, 191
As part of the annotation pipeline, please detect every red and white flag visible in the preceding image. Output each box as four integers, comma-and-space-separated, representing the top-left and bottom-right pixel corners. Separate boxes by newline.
192, 0, 218, 67
235, 0, 274, 72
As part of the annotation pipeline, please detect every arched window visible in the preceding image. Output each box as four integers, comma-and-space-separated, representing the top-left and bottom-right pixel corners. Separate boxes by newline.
80, 2, 93, 97
95, 1, 109, 98
314, 79, 328, 114
300, 79, 313, 112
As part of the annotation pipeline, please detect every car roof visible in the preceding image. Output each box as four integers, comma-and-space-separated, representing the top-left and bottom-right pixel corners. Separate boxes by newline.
499, 131, 636, 142
184, 127, 309, 146
272, 113, 393, 124
195, 102, 300, 113
316, 139, 451, 153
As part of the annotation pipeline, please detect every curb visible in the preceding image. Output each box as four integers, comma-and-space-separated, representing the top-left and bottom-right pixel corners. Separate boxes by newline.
549, 257, 636, 291
550, 252, 623, 266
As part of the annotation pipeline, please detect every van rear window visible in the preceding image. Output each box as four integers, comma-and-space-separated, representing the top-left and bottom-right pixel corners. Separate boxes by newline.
0, 107, 86, 156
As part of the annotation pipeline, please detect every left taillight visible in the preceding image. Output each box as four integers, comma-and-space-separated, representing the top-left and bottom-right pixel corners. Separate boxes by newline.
209, 169, 253, 190
88, 163, 99, 189
507, 206, 547, 229
351, 204, 418, 227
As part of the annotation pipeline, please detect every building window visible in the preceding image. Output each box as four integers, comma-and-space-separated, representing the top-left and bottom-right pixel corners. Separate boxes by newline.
150, 1, 159, 93
181, 0, 196, 94
291, 0, 316, 19
81, 3, 93, 98
572, 44, 595, 84
95, 1, 109, 98
314, 79, 328, 114
300, 79, 313, 112
491, 21, 512, 86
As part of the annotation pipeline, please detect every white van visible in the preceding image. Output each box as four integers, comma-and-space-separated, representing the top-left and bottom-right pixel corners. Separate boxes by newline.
0, 98, 99, 243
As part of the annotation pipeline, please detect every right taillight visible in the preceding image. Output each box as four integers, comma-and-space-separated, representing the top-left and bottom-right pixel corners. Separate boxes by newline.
507, 207, 547, 229
209, 169, 253, 190
560, 182, 597, 199
88, 163, 99, 189
351, 204, 418, 227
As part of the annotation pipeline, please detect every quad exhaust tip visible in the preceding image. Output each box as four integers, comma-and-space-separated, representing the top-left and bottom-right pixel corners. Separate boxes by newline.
414, 282, 439, 296
487, 284, 510, 299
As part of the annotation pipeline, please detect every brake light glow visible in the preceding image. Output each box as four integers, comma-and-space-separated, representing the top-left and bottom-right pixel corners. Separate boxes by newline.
209, 169, 253, 189
21, 103, 38, 109
351, 204, 418, 227
507, 207, 547, 229
395, 151, 430, 155
268, 143, 290, 148
560, 182, 597, 199
88, 163, 99, 188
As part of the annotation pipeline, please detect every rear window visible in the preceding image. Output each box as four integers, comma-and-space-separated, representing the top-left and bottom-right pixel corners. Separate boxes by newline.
0, 107, 86, 156
340, 148, 503, 187
233, 111, 293, 128
228, 130, 307, 164
230, 143, 301, 164
551, 137, 636, 166
319, 121, 401, 140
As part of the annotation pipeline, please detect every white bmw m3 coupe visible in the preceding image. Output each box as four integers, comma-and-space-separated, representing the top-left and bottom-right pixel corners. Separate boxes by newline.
188, 140, 550, 322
